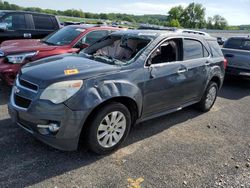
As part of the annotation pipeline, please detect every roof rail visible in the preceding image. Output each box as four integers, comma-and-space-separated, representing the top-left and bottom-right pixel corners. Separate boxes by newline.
138, 24, 176, 31
178, 29, 210, 36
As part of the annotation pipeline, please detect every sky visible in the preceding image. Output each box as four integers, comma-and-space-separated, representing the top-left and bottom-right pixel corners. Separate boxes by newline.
6, 0, 250, 25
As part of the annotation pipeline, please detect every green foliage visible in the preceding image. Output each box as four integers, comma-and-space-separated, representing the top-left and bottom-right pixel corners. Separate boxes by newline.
167, 3, 206, 29
0, 0, 249, 30
168, 19, 181, 27
207, 15, 228, 30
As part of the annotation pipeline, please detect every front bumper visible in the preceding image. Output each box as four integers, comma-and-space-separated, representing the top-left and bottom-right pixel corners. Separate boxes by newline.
8, 87, 89, 151
226, 66, 250, 77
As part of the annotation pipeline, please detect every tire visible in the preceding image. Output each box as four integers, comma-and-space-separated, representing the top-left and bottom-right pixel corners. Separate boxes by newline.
86, 102, 131, 155
196, 81, 218, 112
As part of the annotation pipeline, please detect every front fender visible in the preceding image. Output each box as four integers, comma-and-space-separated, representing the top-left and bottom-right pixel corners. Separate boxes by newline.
66, 79, 143, 116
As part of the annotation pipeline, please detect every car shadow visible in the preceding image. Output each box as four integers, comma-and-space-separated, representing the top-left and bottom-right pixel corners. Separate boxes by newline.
218, 76, 250, 100
0, 107, 202, 187
0, 82, 11, 105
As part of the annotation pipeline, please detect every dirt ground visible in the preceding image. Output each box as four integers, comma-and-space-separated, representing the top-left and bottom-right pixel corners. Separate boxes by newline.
0, 77, 249, 188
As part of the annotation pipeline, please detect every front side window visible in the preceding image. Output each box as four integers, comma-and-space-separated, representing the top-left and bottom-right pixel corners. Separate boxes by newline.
150, 39, 180, 65
183, 39, 204, 60
2, 14, 26, 30
42, 27, 84, 46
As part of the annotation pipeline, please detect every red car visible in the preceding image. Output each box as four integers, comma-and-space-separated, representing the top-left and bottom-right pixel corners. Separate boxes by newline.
0, 25, 120, 85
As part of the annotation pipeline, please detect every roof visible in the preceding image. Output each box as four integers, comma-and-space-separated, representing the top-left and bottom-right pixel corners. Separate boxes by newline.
111, 29, 215, 40
0, 10, 55, 16
65, 24, 121, 32
228, 36, 250, 40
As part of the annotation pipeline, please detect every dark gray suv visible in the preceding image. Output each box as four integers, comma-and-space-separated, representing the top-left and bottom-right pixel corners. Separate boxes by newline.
8, 29, 226, 154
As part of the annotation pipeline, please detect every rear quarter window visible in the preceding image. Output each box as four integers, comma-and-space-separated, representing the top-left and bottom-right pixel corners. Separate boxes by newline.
33, 15, 55, 30
208, 40, 223, 57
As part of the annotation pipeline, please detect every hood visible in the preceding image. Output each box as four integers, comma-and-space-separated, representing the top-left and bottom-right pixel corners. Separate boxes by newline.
20, 54, 120, 88
0, 39, 57, 55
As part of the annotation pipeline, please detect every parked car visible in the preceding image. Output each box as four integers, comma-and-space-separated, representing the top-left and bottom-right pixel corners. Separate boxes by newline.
0, 25, 120, 85
222, 37, 250, 77
0, 10, 60, 43
8, 29, 226, 154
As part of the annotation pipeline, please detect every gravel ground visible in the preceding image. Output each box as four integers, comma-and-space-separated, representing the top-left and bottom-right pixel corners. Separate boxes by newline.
0, 77, 249, 188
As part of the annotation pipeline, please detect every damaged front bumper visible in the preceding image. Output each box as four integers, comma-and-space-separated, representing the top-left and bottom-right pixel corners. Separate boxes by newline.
8, 83, 89, 151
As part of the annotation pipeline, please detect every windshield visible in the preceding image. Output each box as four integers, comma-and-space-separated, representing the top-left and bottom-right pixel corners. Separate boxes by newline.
42, 27, 85, 46
82, 35, 151, 65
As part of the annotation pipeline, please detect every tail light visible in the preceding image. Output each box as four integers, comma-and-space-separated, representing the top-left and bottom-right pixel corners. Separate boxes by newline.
223, 58, 228, 69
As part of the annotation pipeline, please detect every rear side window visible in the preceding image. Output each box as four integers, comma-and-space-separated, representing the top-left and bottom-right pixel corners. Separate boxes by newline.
82, 30, 110, 45
183, 39, 204, 60
223, 38, 243, 49
208, 40, 223, 57
242, 40, 250, 51
33, 15, 54, 30
2, 14, 27, 30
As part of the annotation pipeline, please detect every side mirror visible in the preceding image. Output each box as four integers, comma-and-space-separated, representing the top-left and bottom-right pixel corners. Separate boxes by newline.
0, 23, 7, 31
147, 47, 161, 66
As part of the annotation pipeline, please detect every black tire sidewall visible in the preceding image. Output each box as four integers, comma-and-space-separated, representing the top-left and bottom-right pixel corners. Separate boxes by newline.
198, 82, 218, 112
87, 102, 131, 154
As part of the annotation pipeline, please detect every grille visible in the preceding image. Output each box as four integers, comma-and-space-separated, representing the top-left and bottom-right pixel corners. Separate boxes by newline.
19, 78, 38, 91
14, 94, 32, 109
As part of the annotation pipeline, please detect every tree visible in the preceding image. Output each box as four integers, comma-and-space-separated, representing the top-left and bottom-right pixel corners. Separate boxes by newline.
213, 15, 228, 30
206, 17, 214, 29
181, 3, 206, 28
167, 6, 184, 22
206, 15, 228, 30
168, 19, 181, 27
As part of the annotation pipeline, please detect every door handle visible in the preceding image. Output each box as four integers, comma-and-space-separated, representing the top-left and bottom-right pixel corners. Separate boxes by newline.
225, 54, 234, 58
24, 33, 32, 38
205, 61, 210, 65
177, 68, 187, 74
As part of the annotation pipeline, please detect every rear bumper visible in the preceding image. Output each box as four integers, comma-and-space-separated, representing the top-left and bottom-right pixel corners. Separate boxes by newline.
226, 66, 250, 77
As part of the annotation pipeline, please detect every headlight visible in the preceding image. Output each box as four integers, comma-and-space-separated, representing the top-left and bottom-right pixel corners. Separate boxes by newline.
7, 51, 38, 64
40, 80, 83, 104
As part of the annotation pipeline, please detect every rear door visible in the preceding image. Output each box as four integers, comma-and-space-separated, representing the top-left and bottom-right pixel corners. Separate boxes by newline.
30, 14, 58, 39
0, 13, 31, 41
179, 38, 210, 101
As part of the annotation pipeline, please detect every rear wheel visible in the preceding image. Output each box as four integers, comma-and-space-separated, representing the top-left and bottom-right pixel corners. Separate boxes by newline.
196, 81, 218, 112
87, 102, 131, 154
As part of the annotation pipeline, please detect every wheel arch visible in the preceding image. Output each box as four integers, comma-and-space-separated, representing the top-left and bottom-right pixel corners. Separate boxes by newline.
210, 75, 222, 88
79, 96, 139, 144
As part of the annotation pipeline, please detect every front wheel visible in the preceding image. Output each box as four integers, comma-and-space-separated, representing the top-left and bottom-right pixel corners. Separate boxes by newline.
87, 102, 131, 154
196, 82, 218, 112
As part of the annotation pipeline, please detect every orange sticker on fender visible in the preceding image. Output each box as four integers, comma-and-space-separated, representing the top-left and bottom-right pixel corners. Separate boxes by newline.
64, 69, 79, 75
